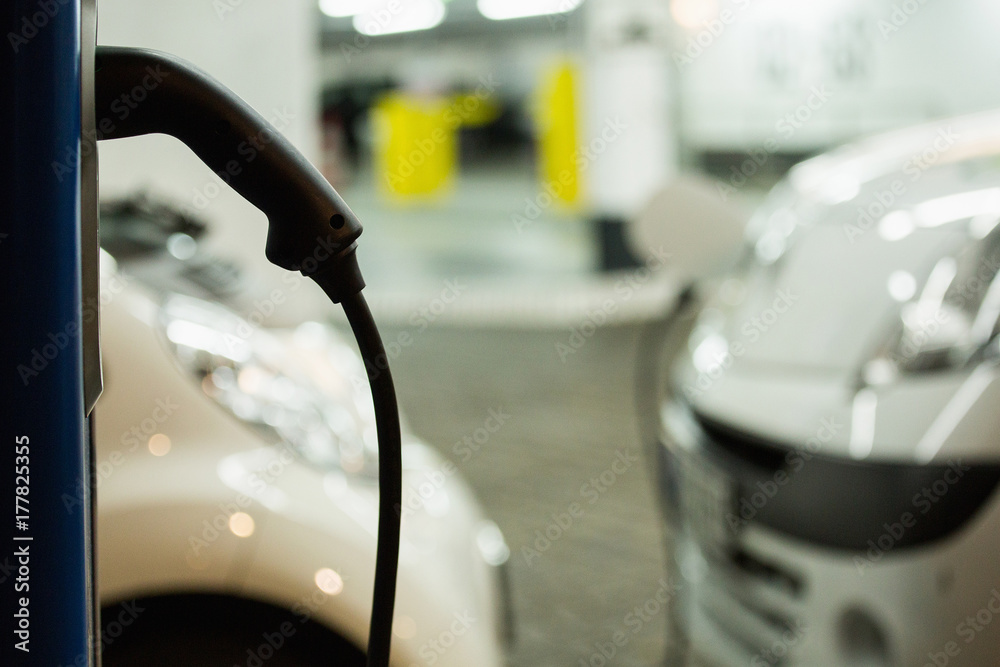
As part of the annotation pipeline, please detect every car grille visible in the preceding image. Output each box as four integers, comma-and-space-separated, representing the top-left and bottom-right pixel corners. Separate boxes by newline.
680, 524, 806, 666
665, 428, 807, 665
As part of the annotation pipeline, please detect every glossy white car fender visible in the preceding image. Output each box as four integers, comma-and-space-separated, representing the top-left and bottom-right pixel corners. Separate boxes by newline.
94, 254, 506, 666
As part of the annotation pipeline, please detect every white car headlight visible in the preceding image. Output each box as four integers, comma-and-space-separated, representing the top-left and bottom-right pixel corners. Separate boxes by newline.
158, 294, 378, 479
863, 231, 1000, 383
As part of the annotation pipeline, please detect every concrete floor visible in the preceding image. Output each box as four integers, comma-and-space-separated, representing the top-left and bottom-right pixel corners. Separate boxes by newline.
334, 163, 707, 665
381, 320, 672, 667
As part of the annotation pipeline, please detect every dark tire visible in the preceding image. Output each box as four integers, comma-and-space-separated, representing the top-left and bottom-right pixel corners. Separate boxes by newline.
100, 594, 367, 667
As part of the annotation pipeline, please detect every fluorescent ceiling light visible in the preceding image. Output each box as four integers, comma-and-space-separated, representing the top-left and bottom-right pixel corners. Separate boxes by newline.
353, 0, 446, 35
477, 0, 584, 22
319, 0, 369, 18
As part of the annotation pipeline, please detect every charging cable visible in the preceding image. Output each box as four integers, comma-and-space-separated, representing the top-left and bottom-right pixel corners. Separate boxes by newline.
95, 46, 401, 667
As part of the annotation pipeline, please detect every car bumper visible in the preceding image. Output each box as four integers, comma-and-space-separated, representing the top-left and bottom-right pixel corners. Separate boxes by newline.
660, 400, 1000, 666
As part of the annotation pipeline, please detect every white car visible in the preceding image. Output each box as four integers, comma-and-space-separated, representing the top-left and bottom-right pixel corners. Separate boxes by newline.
660, 111, 1000, 666
92, 201, 510, 666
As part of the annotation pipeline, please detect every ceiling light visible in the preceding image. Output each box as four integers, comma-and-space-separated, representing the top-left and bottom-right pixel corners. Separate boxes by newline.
319, 0, 369, 18
353, 0, 446, 36
477, 0, 584, 22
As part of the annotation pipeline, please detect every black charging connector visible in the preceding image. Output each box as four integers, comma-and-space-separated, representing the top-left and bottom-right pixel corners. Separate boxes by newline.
95, 46, 401, 667
94, 46, 365, 301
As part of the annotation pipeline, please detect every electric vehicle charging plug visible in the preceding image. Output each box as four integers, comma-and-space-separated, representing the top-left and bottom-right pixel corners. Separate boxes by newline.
94, 46, 363, 301
94, 46, 400, 667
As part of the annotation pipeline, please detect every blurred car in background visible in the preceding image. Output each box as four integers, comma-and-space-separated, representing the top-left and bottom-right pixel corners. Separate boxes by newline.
659, 111, 1000, 666
93, 197, 511, 666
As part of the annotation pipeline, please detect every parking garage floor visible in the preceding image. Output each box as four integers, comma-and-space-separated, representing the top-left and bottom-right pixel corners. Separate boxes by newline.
379, 318, 672, 666
327, 165, 729, 665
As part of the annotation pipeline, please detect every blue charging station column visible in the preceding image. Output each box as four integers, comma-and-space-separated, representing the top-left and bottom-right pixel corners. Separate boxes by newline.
1, 0, 97, 664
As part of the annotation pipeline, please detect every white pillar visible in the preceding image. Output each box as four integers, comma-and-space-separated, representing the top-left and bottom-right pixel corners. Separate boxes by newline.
582, 0, 678, 268
96, 0, 320, 293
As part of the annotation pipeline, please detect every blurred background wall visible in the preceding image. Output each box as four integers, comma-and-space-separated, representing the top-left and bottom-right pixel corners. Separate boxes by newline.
96, 0, 1000, 294
98, 0, 320, 301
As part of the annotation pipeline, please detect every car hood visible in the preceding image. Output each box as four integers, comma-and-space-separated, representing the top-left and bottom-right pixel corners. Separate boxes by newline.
715, 223, 964, 374
672, 118, 1000, 463
690, 147, 1000, 376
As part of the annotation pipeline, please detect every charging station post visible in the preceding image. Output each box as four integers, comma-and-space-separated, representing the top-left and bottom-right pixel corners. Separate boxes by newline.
1, 0, 98, 665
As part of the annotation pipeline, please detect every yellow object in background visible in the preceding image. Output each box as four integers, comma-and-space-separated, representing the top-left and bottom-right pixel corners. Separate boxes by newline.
373, 93, 457, 200
535, 61, 582, 207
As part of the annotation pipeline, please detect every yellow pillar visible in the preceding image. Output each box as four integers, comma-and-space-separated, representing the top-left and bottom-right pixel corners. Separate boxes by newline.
373, 93, 457, 201
535, 60, 582, 207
